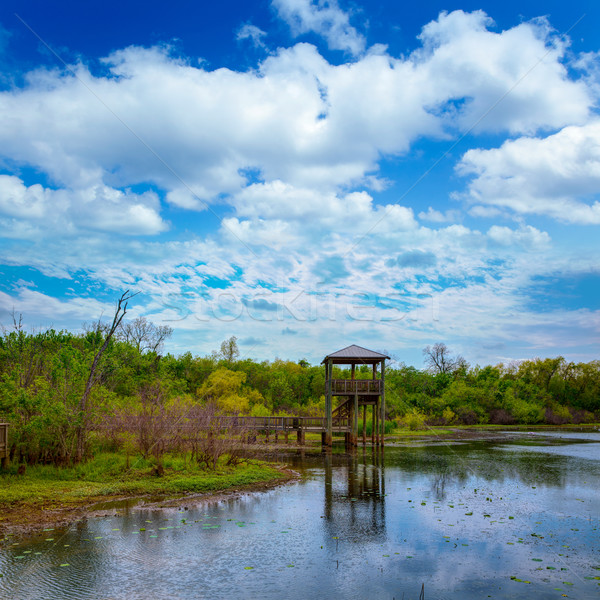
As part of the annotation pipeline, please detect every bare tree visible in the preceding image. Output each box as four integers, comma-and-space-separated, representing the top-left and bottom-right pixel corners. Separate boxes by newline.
118, 316, 173, 354
422, 343, 466, 374
76, 291, 137, 462
219, 335, 240, 362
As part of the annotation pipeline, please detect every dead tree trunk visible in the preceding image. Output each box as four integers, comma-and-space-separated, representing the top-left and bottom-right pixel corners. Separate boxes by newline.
75, 291, 135, 462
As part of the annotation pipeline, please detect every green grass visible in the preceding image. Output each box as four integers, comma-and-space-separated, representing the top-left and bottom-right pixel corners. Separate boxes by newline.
0, 452, 286, 508
390, 427, 453, 437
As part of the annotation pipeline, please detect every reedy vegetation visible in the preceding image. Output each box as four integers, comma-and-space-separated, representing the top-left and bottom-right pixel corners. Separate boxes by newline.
0, 326, 598, 466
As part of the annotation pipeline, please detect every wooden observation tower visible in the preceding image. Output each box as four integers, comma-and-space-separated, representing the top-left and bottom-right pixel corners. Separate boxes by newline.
322, 345, 389, 447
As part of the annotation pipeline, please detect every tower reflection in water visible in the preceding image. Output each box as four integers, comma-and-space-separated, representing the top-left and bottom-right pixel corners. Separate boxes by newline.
322, 448, 386, 540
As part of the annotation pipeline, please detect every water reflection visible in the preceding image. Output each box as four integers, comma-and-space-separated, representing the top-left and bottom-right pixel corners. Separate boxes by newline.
2, 433, 599, 600
323, 449, 386, 539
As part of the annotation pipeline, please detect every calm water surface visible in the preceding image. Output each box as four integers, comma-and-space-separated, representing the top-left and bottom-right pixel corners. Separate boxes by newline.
1, 432, 599, 599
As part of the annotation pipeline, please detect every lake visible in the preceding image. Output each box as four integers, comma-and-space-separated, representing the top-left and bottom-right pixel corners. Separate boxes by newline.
1, 430, 599, 599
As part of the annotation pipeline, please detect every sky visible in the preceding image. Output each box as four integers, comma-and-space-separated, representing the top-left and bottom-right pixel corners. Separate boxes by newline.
0, 0, 599, 367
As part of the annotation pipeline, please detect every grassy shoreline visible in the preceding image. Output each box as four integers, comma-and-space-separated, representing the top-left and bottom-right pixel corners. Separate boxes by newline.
0, 453, 294, 535
3, 425, 598, 535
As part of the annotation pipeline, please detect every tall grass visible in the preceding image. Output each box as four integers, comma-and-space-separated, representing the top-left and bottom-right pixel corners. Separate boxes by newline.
357, 419, 395, 436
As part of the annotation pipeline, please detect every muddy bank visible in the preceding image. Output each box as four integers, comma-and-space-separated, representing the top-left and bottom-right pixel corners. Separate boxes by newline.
0, 466, 299, 538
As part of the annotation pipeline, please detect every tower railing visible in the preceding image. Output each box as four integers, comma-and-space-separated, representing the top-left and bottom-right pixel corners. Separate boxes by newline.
327, 379, 382, 395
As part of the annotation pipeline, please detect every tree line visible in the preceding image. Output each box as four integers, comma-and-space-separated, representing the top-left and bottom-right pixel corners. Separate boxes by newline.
0, 316, 598, 465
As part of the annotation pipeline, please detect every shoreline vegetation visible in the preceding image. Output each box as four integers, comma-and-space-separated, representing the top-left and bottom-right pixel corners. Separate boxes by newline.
1, 327, 598, 468
2, 424, 599, 536
0, 453, 295, 536
1, 318, 598, 535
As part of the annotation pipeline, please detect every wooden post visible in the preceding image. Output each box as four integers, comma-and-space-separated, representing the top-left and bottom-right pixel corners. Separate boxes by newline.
372, 403, 376, 445
362, 404, 367, 445
352, 389, 358, 447
380, 360, 386, 447
375, 399, 380, 445
297, 428, 305, 445
326, 360, 332, 447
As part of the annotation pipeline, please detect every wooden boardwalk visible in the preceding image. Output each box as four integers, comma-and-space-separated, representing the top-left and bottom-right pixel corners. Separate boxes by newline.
209, 415, 352, 433
95, 415, 353, 446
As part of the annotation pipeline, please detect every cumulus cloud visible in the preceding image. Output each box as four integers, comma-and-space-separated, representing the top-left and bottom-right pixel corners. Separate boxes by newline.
0, 8, 597, 362
458, 121, 600, 224
414, 11, 590, 134
573, 51, 600, 101
418, 207, 460, 223
0, 9, 589, 214
231, 181, 417, 234
487, 225, 551, 248
0, 175, 167, 237
272, 0, 366, 56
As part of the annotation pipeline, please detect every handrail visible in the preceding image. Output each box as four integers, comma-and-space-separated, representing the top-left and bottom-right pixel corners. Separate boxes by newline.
93, 415, 352, 432
327, 379, 382, 394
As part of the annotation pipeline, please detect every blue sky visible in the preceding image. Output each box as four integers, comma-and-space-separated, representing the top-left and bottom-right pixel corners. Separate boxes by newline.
0, 0, 599, 367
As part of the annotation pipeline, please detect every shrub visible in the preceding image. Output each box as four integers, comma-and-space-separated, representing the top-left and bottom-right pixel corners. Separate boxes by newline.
544, 404, 571, 425
489, 408, 516, 425
403, 409, 427, 430
442, 407, 456, 425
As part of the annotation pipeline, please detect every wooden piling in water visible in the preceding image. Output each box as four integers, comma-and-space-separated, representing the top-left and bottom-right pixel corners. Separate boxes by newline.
362, 405, 367, 446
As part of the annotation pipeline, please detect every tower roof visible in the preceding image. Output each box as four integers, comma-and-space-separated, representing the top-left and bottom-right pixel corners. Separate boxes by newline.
321, 344, 390, 364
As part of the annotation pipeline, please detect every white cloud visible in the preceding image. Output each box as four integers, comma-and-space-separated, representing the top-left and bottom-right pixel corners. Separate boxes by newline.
458, 121, 600, 224
231, 180, 417, 234
272, 0, 365, 56
487, 225, 550, 248
467, 205, 503, 219
0, 11, 591, 212
0, 175, 167, 237
418, 206, 460, 223
414, 11, 590, 134
0, 288, 108, 324
0, 9, 598, 363
573, 51, 600, 101
236, 24, 267, 49
221, 216, 301, 250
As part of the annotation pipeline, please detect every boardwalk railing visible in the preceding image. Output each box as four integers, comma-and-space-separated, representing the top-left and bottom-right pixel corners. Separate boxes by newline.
95, 415, 352, 434
215, 416, 351, 432
328, 379, 382, 395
